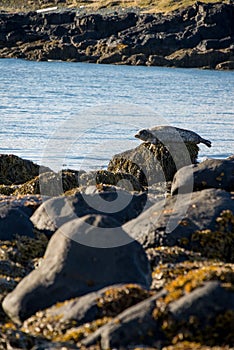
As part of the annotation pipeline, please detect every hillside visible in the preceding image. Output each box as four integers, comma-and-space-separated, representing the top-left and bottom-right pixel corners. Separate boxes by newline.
0, 0, 231, 13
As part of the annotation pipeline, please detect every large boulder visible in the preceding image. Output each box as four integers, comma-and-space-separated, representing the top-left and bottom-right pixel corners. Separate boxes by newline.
108, 142, 199, 186
123, 188, 234, 249
171, 158, 234, 195
2, 214, 151, 323
30, 187, 147, 235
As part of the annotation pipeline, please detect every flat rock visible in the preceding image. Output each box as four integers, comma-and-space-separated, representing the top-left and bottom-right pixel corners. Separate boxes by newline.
2, 214, 151, 323
171, 158, 234, 195
30, 187, 147, 235
123, 188, 234, 249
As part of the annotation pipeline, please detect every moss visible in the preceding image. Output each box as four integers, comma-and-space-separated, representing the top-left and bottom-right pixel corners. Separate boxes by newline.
0, 232, 48, 268
96, 283, 151, 316
0, 185, 17, 196
191, 210, 234, 262
56, 317, 112, 343
0, 0, 230, 14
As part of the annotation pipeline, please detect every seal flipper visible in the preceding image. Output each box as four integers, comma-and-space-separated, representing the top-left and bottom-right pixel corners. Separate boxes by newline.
201, 138, 212, 148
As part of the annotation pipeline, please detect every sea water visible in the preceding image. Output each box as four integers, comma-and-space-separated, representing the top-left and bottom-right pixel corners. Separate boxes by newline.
0, 58, 233, 171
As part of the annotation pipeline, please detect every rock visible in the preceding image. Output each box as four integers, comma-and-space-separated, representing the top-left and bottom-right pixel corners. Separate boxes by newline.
108, 142, 199, 186
30, 187, 147, 235
169, 281, 234, 322
78, 169, 143, 192
22, 284, 151, 341
216, 60, 234, 70
171, 158, 234, 195
147, 54, 170, 66
166, 48, 232, 69
82, 290, 165, 348
123, 188, 234, 249
165, 281, 234, 345
0, 200, 35, 240
0, 3, 234, 69
2, 214, 151, 323
14, 170, 79, 196
0, 154, 50, 185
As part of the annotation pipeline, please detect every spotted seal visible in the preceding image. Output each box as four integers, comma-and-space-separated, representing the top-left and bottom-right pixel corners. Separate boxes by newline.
135, 125, 212, 147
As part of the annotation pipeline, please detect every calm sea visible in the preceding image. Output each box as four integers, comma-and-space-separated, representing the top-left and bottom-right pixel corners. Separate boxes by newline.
0, 58, 233, 171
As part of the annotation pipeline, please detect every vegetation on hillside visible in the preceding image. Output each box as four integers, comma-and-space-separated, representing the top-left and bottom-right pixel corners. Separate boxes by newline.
0, 0, 230, 13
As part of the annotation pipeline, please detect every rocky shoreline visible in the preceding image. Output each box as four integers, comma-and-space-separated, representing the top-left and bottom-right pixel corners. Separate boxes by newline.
0, 1, 234, 69
0, 137, 234, 349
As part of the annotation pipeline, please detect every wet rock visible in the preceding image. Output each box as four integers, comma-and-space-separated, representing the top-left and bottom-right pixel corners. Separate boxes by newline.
123, 188, 234, 249
2, 214, 151, 323
171, 158, 234, 195
0, 154, 50, 185
108, 142, 199, 186
30, 187, 147, 235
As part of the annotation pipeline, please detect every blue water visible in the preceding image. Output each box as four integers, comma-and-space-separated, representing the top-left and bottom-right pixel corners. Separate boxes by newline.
0, 58, 233, 171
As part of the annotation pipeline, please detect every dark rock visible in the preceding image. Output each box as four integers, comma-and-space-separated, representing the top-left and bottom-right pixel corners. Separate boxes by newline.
43, 11, 75, 26
42, 284, 150, 325
0, 154, 50, 185
108, 142, 199, 186
125, 53, 147, 65
171, 158, 234, 195
78, 169, 144, 192
0, 3, 234, 69
14, 170, 79, 196
169, 281, 234, 322
147, 54, 170, 66
44, 43, 80, 61
123, 188, 234, 249
30, 187, 147, 234
0, 202, 34, 240
82, 290, 166, 348
166, 281, 234, 345
2, 214, 151, 323
166, 48, 232, 69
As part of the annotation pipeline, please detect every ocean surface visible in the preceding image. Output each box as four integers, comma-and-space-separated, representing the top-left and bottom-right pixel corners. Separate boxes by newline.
0, 58, 233, 171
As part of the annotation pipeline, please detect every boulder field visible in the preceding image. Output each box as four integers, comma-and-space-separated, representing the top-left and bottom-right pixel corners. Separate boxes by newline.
0, 1, 234, 69
0, 139, 234, 349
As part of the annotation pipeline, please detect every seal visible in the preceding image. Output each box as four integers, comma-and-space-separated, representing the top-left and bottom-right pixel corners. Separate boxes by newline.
135, 126, 212, 147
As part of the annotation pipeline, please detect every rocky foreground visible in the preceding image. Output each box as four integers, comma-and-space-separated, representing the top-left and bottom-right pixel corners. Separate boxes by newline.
0, 1, 234, 69
0, 140, 234, 349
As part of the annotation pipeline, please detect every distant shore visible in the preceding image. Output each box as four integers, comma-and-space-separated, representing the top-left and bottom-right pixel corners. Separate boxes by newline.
0, 1, 233, 69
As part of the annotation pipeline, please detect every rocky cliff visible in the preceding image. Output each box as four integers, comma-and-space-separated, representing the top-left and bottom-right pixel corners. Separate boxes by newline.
0, 1, 234, 69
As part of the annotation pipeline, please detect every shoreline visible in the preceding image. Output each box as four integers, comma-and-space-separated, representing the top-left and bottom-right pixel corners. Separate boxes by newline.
0, 1, 233, 69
